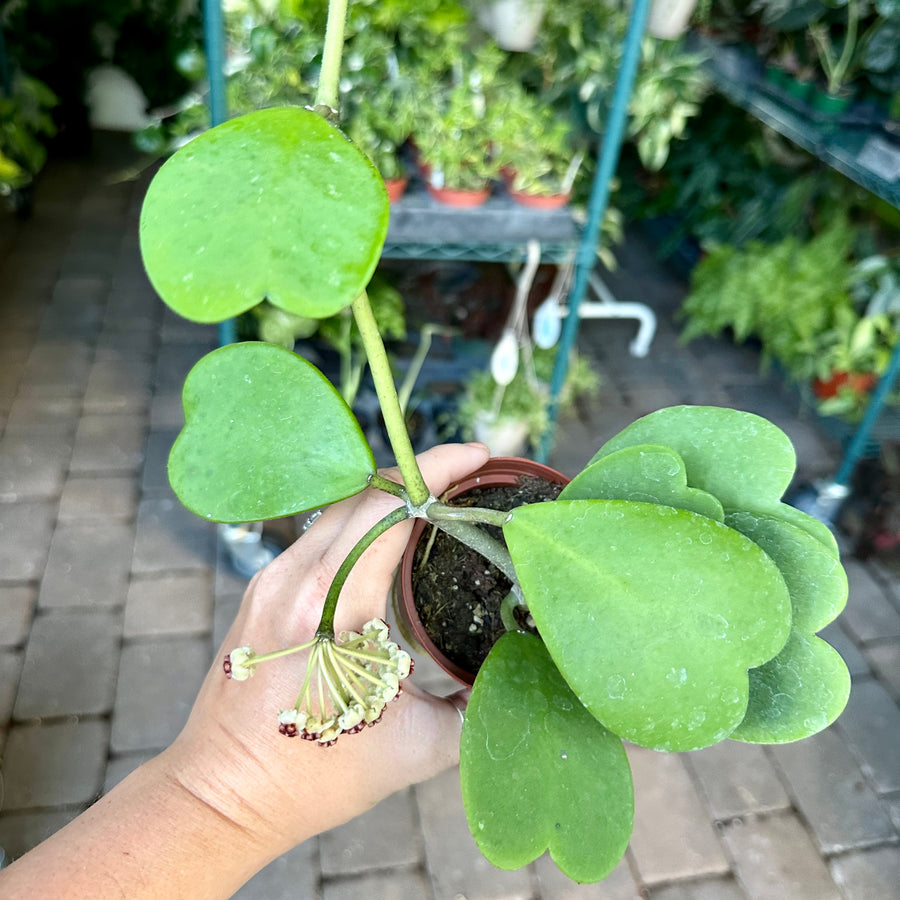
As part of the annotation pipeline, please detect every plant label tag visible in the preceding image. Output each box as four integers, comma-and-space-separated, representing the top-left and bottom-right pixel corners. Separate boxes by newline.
533, 297, 562, 349
491, 330, 520, 386
856, 136, 900, 183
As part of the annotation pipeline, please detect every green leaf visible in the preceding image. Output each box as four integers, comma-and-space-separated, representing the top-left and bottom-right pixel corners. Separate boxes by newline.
731, 630, 851, 744
140, 107, 390, 323
768, 502, 840, 558
725, 510, 847, 633
169, 342, 375, 521
504, 501, 792, 752
591, 406, 796, 511
460, 632, 633, 883
561, 444, 724, 521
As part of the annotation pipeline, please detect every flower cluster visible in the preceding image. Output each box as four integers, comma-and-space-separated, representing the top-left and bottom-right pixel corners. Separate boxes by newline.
223, 618, 413, 746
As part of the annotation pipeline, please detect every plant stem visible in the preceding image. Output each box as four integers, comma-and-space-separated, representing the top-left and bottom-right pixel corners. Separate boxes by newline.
397, 324, 458, 415
369, 473, 407, 498
317, 506, 410, 637
430, 517, 519, 586
500, 591, 522, 632
428, 501, 512, 529
352, 291, 430, 505
316, 0, 350, 113
833, 0, 859, 93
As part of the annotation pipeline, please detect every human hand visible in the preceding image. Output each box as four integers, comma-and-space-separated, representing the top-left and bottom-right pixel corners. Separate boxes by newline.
159, 441, 490, 865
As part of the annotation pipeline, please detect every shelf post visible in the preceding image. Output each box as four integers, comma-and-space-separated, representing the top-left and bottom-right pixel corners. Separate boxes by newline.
537, 0, 652, 463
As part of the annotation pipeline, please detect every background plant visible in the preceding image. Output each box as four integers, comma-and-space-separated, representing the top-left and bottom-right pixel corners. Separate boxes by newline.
449, 347, 600, 449
679, 215, 899, 419
0, 70, 57, 196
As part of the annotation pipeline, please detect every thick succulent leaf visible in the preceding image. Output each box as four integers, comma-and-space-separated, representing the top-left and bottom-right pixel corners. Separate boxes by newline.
591, 406, 796, 511
725, 510, 847, 634
731, 629, 851, 744
140, 107, 389, 323
561, 444, 724, 521
460, 632, 633, 883
504, 500, 792, 752
769, 502, 840, 558
169, 342, 374, 521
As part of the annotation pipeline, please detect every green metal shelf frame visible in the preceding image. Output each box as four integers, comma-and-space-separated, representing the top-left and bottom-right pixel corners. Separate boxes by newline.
699, 37, 900, 207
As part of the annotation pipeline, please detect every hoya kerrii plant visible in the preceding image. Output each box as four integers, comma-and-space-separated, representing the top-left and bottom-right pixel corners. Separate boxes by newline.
137, 0, 851, 885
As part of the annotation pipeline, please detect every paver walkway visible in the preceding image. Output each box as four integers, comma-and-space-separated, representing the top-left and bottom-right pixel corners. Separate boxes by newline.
1, 135, 898, 898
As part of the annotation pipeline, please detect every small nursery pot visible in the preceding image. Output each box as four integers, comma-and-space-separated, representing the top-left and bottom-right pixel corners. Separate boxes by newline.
508, 189, 571, 210
384, 177, 409, 204
426, 184, 491, 208
812, 370, 878, 400
394, 456, 569, 686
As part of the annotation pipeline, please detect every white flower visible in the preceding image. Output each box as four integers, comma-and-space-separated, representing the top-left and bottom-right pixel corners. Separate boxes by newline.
224, 646, 256, 681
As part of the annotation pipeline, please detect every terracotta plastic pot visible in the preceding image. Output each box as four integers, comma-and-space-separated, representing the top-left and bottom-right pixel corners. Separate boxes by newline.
812, 371, 878, 400
426, 184, 491, 208
394, 456, 569, 685
508, 189, 570, 210
384, 177, 409, 204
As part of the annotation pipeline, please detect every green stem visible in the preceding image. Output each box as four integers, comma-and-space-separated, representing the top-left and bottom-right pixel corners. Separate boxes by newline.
317, 506, 410, 637
352, 291, 430, 505
500, 590, 522, 632
431, 517, 519, 586
428, 501, 512, 529
832, 0, 859, 92
338, 313, 353, 403
397, 324, 457, 415
316, 0, 350, 113
369, 473, 408, 499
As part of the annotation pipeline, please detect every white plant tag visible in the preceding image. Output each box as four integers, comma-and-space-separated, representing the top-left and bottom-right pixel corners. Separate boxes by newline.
533, 296, 562, 349
490, 330, 520, 386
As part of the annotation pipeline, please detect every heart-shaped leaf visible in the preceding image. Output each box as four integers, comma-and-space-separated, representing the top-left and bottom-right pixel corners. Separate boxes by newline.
460, 631, 634, 883
591, 406, 796, 511
140, 107, 390, 323
169, 342, 375, 521
561, 444, 724, 521
768, 502, 840, 558
725, 510, 847, 633
730, 629, 851, 743
504, 501, 792, 751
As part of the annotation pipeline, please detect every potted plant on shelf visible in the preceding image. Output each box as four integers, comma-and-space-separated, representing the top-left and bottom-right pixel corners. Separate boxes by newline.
811, 250, 900, 418
412, 48, 505, 206
492, 87, 584, 208
137, 0, 851, 885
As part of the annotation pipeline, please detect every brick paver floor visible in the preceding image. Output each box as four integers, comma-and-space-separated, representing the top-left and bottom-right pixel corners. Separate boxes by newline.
1, 135, 898, 898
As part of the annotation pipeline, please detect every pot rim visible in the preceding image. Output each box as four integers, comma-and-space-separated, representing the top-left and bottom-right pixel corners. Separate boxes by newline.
396, 456, 569, 685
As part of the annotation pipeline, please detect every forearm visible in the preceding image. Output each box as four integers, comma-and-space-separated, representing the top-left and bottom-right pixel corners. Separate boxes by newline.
0, 750, 276, 900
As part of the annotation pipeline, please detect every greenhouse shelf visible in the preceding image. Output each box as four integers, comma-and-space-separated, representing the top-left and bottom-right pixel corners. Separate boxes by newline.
382, 185, 581, 263
697, 37, 900, 208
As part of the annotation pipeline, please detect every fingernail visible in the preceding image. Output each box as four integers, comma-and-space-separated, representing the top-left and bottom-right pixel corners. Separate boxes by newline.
466, 441, 489, 452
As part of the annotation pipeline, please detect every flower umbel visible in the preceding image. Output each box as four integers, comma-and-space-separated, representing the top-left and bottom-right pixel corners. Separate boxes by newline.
283, 618, 413, 746
224, 618, 413, 747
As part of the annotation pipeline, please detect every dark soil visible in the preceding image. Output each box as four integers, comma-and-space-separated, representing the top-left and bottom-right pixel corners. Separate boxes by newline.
411, 475, 563, 675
